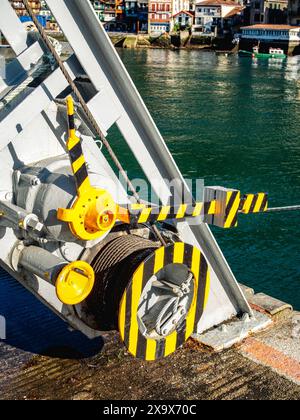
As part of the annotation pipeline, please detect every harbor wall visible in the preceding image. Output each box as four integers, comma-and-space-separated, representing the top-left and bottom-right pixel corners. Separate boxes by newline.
10, 31, 299, 54
109, 33, 235, 51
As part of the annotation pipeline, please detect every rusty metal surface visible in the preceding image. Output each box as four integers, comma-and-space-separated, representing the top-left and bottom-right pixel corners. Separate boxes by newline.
1, 268, 300, 400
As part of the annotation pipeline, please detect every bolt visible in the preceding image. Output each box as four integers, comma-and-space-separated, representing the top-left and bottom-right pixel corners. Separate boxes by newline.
27, 218, 44, 232
31, 177, 40, 187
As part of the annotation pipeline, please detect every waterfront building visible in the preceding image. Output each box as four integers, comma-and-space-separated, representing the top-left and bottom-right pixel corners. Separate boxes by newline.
172, 0, 191, 16
123, 0, 149, 32
172, 10, 195, 29
91, 0, 120, 24
8, 1, 60, 31
148, 0, 172, 33
249, 0, 288, 25
193, 0, 244, 35
39, 0, 60, 31
240, 23, 300, 53
91, 0, 148, 32
171, 0, 194, 30
241, 22, 300, 38
8, 1, 41, 16
287, 0, 300, 25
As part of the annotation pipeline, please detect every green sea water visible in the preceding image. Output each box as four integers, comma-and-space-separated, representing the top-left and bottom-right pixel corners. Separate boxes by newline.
116, 49, 300, 310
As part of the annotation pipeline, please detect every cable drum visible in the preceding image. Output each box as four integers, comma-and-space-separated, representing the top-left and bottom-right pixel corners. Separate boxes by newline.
77, 235, 210, 360
77, 235, 160, 331
92, 235, 159, 274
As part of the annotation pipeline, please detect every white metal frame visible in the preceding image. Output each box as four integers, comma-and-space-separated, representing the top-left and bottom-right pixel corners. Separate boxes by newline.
0, 0, 253, 336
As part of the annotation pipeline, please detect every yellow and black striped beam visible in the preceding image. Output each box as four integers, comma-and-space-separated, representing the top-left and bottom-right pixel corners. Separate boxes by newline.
223, 190, 241, 228
66, 96, 90, 196
128, 201, 217, 225
118, 242, 210, 361
239, 193, 268, 214
122, 191, 268, 229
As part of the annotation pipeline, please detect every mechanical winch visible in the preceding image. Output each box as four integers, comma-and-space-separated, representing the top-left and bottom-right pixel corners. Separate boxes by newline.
0, 0, 284, 363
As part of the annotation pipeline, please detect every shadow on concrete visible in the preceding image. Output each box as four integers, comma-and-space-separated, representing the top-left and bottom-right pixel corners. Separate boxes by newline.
0, 267, 104, 359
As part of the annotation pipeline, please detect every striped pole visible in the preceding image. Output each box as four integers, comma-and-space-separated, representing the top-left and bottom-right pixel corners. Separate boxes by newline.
66, 96, 91, 196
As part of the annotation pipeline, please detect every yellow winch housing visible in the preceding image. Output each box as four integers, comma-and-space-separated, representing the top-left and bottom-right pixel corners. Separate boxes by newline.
58, 187, 117, 241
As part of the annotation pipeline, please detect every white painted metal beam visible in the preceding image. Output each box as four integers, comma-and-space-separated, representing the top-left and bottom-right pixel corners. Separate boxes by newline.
46, 0, 252, 331
0, 56, 81, 148
0, 0, 34, 55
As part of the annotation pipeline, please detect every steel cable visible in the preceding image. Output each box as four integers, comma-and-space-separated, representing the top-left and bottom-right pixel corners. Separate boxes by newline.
22, 0, 166, 244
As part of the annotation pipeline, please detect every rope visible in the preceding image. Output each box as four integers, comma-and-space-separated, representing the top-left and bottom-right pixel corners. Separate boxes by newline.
22, 0, 166, 245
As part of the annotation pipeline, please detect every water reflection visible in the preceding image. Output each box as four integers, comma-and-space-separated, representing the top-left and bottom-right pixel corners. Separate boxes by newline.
119, 49, 300, 310
1, 45, 300, 309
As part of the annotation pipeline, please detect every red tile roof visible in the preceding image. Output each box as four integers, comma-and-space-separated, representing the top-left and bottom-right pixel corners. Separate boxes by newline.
241, 24, 299, 30
173, 10, 194, 18
196, 0, 239, 6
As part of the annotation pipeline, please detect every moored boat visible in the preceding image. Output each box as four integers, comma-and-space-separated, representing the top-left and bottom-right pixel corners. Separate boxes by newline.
239, 46, 286, 59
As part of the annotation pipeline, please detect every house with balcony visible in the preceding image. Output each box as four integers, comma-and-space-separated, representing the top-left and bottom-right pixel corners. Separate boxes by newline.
193, 0, 244, 36
91, 0, 122, 27
172, 10, 195, 29
92, 0, 148, 32
149, 0, 172, 33
171, 0, 194, 29
92, 0, 108, 22
123, 1, 148, 32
